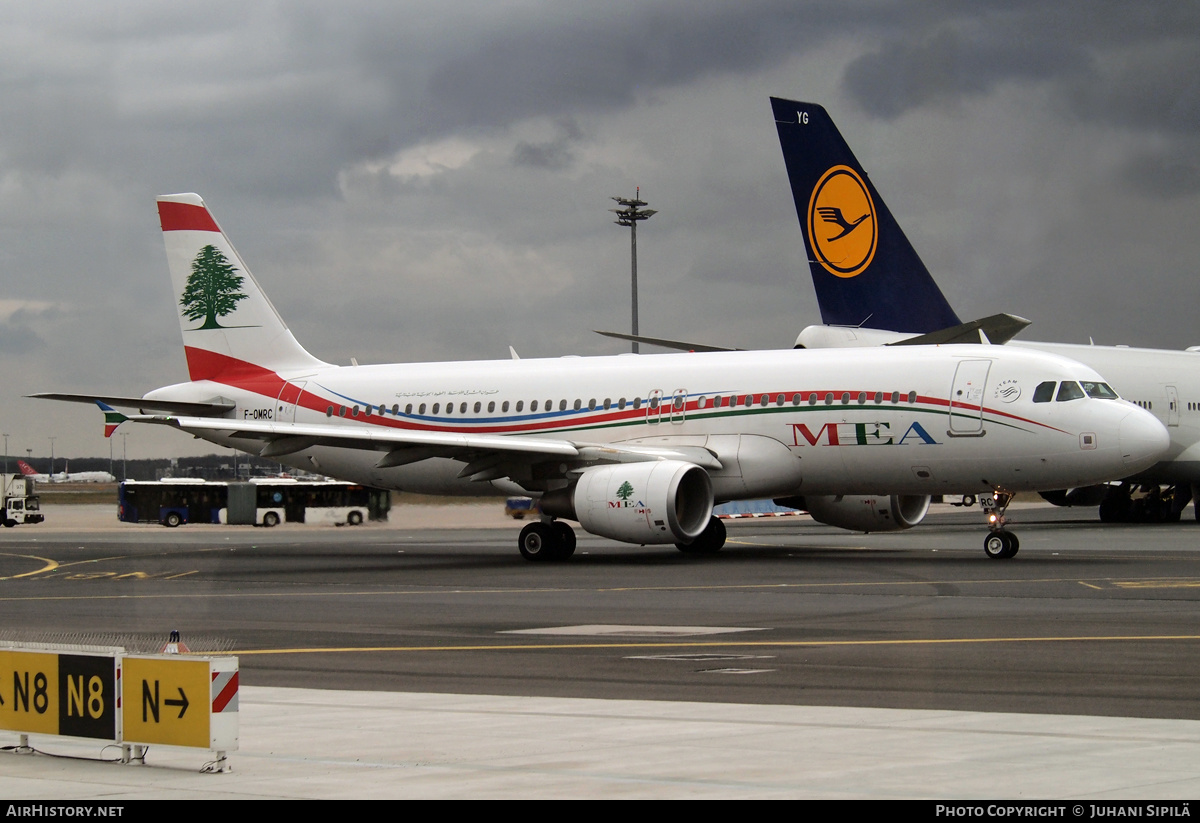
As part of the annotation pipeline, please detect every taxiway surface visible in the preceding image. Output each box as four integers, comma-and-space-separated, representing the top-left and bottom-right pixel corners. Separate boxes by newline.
2, 501, 1199, 797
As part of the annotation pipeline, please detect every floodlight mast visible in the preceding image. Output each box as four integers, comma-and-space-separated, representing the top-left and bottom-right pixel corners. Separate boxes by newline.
610, 189, 656, 353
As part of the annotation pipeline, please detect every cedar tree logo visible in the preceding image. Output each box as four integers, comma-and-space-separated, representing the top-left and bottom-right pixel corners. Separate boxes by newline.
179, 244, 248, 330
616, 481, 635, 502
807, 165, 877, 278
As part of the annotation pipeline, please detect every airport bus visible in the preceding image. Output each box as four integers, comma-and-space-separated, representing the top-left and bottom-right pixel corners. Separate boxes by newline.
117, 478, 389, 527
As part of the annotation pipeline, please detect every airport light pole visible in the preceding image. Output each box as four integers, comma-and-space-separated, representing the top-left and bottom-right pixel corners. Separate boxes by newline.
48, 437, 55, 476
119, 433, 128, 481
2, 433, 7, 474
611, 190, 656, 354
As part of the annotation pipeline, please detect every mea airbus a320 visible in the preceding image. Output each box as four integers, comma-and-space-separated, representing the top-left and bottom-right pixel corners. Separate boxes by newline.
33, 194, 1167, 560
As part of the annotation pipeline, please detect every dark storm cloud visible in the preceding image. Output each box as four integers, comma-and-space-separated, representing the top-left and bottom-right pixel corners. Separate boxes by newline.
512, 119, 585, 170
844, 25, 1088, 119
843, 2, 1200, 127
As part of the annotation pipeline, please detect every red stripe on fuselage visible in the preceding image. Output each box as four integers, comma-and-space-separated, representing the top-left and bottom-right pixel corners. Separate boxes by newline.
159, 201, 220, 233
184, 348, 1066, 438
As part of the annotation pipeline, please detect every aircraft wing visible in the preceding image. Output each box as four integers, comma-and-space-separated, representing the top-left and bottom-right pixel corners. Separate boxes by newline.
594, 330, 742, 353
884, 313, 1032, 347
28, 393, 236, 417
123, 414, 723, 479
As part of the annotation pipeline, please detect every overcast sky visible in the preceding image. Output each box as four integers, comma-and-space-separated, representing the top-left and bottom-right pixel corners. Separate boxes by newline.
2, 1, 1198, 460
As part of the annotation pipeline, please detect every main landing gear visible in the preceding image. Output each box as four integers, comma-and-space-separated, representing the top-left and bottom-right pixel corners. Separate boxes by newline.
518, 520, 576, 561
981, 491, 1019, 559
675, 516, 727, 555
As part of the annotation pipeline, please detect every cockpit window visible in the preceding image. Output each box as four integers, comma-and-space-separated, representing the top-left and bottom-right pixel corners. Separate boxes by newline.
1032, 381, 1056, 403
1080, 381, 1119, 399
1056, 381, 1085, 402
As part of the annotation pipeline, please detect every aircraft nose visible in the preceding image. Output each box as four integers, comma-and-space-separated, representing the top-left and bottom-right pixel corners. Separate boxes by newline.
1118, 407, 1169, 471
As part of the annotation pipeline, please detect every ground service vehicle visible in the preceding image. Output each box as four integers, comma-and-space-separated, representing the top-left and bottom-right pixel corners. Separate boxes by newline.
117, 478, 385, 527
1, 474, 43, 527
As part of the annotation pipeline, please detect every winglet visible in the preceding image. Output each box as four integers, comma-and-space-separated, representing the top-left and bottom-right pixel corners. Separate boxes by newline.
96, 401, 128, 438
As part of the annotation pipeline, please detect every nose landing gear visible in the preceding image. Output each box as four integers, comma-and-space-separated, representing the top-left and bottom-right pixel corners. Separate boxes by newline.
981, 491, 1019, 559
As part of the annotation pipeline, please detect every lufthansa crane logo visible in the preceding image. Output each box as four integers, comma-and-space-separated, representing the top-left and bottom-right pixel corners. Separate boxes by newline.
807, 165, 877, 278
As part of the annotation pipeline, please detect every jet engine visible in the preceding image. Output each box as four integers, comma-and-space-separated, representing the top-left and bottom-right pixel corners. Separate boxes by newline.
541, 460, 713, 545
783, 494, 931, 532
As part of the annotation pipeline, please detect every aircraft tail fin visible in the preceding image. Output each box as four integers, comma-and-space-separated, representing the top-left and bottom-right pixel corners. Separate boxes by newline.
16, 460, 36, 477
770, 98, 961, 334
157, 193, 328, 382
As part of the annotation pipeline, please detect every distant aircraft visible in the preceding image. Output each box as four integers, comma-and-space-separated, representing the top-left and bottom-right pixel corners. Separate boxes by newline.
17, 459, 116, 484
771, 96, 1200, 524
31, 193, 1167, 559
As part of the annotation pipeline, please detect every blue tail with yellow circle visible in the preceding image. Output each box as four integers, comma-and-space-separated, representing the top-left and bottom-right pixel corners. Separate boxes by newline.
771, 97, 960, 334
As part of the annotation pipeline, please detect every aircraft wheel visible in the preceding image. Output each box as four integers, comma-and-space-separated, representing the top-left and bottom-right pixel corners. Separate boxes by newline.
518, 522, 555, 561
962, 494, 976, 507
262, 511, 280, 527
677, 516, 726, 554
983, 530, 1017, 559
551, 522, 576, 560
347, 510, 363, 526
164, 512, 183, 528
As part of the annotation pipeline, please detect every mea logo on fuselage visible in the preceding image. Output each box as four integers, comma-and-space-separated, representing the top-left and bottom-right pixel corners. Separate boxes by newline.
806, 165, 877, 279
790, 421, 938, 447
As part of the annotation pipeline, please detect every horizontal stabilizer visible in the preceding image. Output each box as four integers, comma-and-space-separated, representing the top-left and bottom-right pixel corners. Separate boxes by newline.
885, 313, 1032, 347
595, 330, 742, 353
29, 392, 236, 416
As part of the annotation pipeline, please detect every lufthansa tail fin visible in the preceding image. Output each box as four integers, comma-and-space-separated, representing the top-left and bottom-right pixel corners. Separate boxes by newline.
770, 98, 960, 334
157, 193, 328, 381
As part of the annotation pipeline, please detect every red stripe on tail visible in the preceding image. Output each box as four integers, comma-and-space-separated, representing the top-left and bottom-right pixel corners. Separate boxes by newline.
158, 201, 220, 233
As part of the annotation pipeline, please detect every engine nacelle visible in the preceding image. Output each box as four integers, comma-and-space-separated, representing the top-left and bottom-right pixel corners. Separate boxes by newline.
541, 461, 713, 545
799, 494, 931, 533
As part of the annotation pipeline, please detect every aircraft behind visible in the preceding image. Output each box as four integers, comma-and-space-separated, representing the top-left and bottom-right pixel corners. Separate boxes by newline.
31, 193, 1168, 559
17, 459, 116, 484
772, 96, 1200, 523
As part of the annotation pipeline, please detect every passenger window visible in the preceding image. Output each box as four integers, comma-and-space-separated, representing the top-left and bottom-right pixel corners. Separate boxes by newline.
1056, 381, 1085, 402
432, 403, 439, 414
488, 401, 496, 413
516, 400, 524, 412
907, 391, 917, 403
559, 400, 567, 411
474, 402, 482, 413
502, 401, 509, 412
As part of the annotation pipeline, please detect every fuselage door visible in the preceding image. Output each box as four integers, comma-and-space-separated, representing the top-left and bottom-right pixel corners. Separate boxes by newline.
1166, 384, 1180, 427
646, 389, 664, 425
670, 388, 687, 425
949, 360, 991, 435
277, 381, 308, 423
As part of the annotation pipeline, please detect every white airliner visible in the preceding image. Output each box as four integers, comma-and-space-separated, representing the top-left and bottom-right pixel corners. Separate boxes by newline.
32, 194, 1169, 560
768, 97, 1200, 525
16, 459, 116, 484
